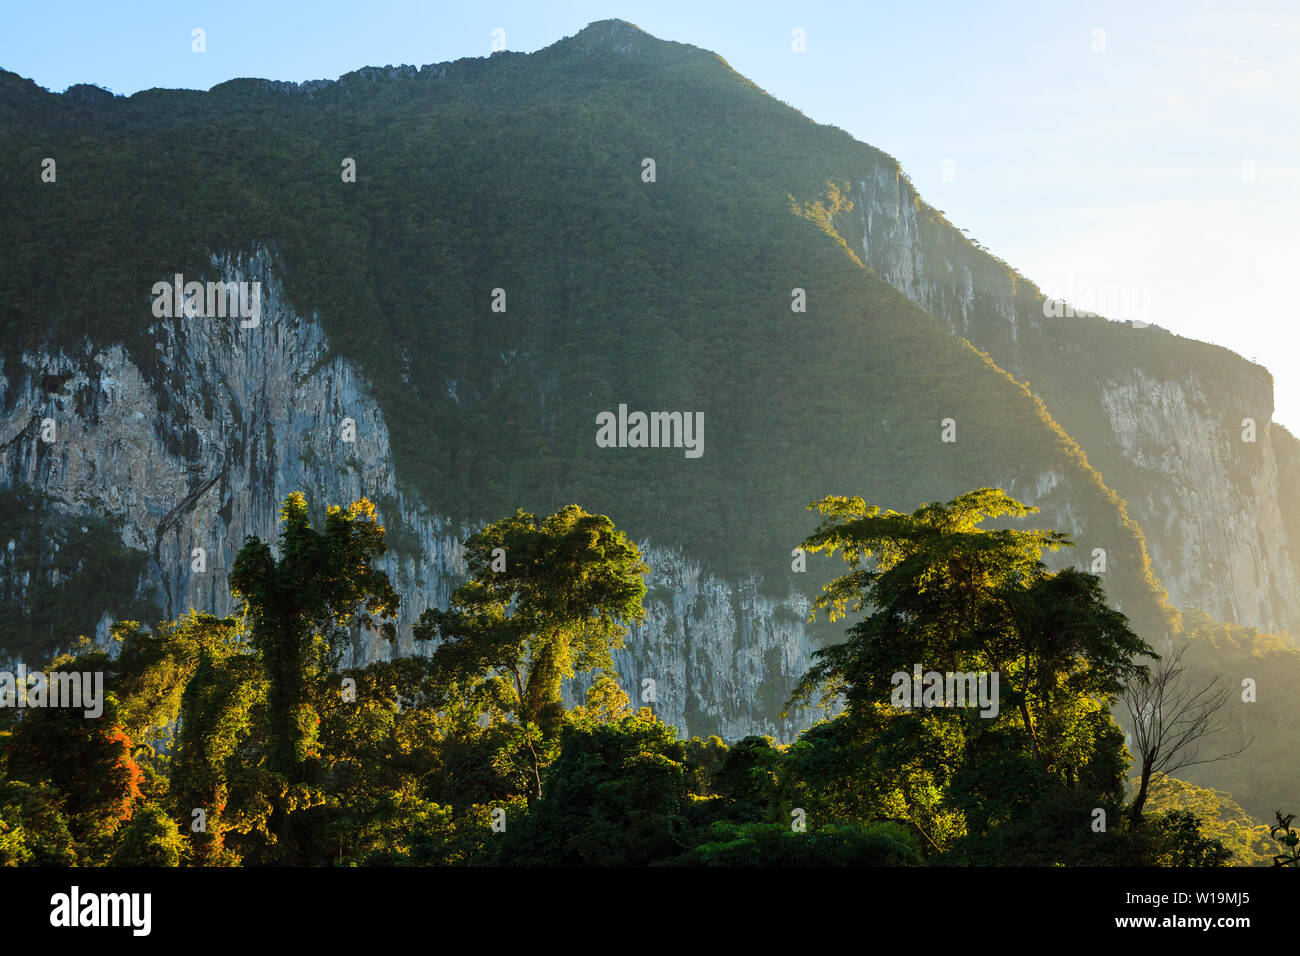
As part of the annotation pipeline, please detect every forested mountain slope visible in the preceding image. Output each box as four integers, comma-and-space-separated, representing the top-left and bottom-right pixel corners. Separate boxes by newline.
0, 20, 1294, 818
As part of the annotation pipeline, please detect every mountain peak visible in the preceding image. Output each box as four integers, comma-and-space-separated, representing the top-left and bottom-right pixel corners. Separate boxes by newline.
574, 19, 647, 39
554, 19, 654, 56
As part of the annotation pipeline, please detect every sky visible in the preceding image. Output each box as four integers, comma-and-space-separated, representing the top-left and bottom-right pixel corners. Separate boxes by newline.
3, 0, 1297, 431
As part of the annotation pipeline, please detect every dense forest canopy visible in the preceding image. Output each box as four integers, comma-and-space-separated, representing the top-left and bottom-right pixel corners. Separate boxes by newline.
0, 490, 1292, 867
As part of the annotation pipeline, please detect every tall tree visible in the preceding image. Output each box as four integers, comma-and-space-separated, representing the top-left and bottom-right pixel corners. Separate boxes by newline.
792, 489, 1153, 776
415, 505, 647, 800
228, 493, 397, 860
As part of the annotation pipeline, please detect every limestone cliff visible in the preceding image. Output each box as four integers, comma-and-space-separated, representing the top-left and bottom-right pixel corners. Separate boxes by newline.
0, 246, 830, 739
829, 162, 1299, 634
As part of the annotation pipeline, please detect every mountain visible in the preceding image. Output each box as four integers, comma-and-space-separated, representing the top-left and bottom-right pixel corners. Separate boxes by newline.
0, 19, 1295, 813
822, 158, 1300, 637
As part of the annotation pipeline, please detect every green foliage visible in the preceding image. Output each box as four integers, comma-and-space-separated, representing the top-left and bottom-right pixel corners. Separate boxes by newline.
1140, 774, 1274, 867
228, 493, 397, 860
0, 491, 1273, 867
4, 643, 144, 858
1149, 810, 1234, 867
109, 803, 187, 866
943, 790, 1231, 866
1268, 811, 1299, 867
330, 790, 457, 866
773, 489, 1233, 865
491, 708, 699, 865
110, 612, 246, 747
415, 504, 647, 798
170, 648, 269, 866
1152, 608, 1300, 822
794, 489, 1152, 775
676, 820, 924, 866
0, 777, 78, 865
710, 735, 786, 822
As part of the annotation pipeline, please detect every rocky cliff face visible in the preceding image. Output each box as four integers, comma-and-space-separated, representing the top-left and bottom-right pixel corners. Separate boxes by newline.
0, 245, 831, 740
0, 243, 1150, 740
831, 163, 1300, 635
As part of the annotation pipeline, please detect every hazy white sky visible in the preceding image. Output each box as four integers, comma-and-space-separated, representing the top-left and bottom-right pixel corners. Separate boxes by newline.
4, 0, 1296, 430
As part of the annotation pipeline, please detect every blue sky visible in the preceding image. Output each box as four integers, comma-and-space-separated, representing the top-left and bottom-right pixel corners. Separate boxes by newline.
4, 0, 1297, 431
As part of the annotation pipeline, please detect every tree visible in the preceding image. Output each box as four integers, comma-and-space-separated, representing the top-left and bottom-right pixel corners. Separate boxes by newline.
793, 489, 1152, 773
4, 644, 145, 857
678, 820, 923, 867
1269, 811, 1299, 867
109, 803, 187, 866
0, 780, 78, 865
228, 493, 398, 861
170, 649, 268, 865
1149, 809, 1233, 867
788, 489, 1156, 857
415, 505, 647, 800
711, 735, 786, 823
493, 708, 697, 865
1140, 774, 1274, 865
1122, 643, 1251, 820
109, 613, 246, 748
